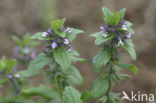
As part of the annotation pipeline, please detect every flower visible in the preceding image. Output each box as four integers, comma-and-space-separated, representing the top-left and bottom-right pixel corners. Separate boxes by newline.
15, 74, 20, 78
127, 33, 131, 38
8, 74, 12, 78
100, 26, 106, 32
122, 25, 127, 30
31, 50, 36, 59
68, 47, 73, 52
47, 29, 53, 34
102, 33, 108, 38
65, 27, 71, 33
118, 38, 124, 46
42, 32, 48, 37
51, 42, 57, 49
63, 38, 69, 44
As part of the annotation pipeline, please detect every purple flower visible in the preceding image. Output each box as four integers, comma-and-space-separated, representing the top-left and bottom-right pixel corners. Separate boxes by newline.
127, 33, 131, 38
65, 27, 71, 33
118, 38, 124, 46
100, 26, 106, 32
102, 33, 108, 38
47, 29, 54, 34
8, 74, 12, 78
15, 74, 20, 78
122, 25, 127, 30
14, 47, 19, 53
42, 32, 48, 37
51, 42, 57, 49
63, 38, 69, 44
31, 51, 36, 59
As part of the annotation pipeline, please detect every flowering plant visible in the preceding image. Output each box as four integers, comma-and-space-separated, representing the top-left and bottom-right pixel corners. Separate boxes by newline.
18, 18, 86, 103
90, 7, 138, 103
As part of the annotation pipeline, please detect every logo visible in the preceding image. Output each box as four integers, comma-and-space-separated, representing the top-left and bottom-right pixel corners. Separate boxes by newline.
121, 91, 155, 102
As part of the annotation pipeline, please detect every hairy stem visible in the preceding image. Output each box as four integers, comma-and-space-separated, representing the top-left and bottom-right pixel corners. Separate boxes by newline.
56, 76, 63, 103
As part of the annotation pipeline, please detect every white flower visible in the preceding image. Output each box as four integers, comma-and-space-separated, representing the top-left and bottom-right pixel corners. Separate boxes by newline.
118, 38, 124, 46
51, 42, 57, 49
63, 39, 69, 44
66, 27, 71, 33
68, 47, 73, 52
122, 25, 127, 30
15, 74, 20, 78
42, 32, 48, 37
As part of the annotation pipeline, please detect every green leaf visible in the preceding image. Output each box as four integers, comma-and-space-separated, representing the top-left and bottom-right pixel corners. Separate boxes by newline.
93, 48, 111, 73
116, 64, 138, 74
59, 31, 67, 38
22, 85, 58, 100
31, 32, 49, 40
20, 53, 51, 77
126, 21, 135, 34
6, 59, 16, 73
123, 39, 136, 60
63, 86, 82, 103
0, 56, 7, 70
118, 8, 126, 21
67, 66, 83, 85
51, 18, 66, 35
0, 78, 9, 85
95, 34, 114, 45
92, 76, 109, 98
102, 7, 113, 24
12, 36, 21, 46
107, 93, 120, 103
98, 96, 107, 103
54, 47, 71, 71
81, 90, 92, 102
66, 28, 84, 42
23, 34, 31, 46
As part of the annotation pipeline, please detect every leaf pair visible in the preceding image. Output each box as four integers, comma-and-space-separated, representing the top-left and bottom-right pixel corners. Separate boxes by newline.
102, 7, 126, 25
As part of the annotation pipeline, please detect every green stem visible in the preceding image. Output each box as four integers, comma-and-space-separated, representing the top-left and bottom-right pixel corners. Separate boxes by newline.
56, 77, 63, 103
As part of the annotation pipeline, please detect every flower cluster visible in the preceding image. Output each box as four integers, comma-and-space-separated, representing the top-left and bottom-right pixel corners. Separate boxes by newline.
100, 20, 131, 46
42, 27, 73, 53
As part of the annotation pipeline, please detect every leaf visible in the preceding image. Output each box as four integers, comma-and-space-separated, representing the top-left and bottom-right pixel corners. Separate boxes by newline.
92, 76, 109, 98
95, 34, 114, 45
93, 48, 111, 73
51, 18, 66, 35
54, 47, 71, 71
6, 59, 16, 73
0, 78, 9, 85
19, 53, 51, 77
123, 39, 136, 60
118, 8, 126, 21
22, 85, 58, 100
59, 31, 67, 38
67, 66, 83, 85
23, 34, 31, 46
31, 32, 49, 40
81, 90, 92, 102
12, 36, 21, 46
102, 7, 113, 24
71, 56, 87, 63
63, 86, 82, 103
107, 93, 120, 103
116, 64, 138, 74
98, 96, 107, 103
126, 21, 135, 34
66, 28, 84, 42
0, 56, 7, 70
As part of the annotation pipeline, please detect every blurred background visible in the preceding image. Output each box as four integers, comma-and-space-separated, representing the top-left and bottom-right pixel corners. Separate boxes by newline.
0, 0, 156, 103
